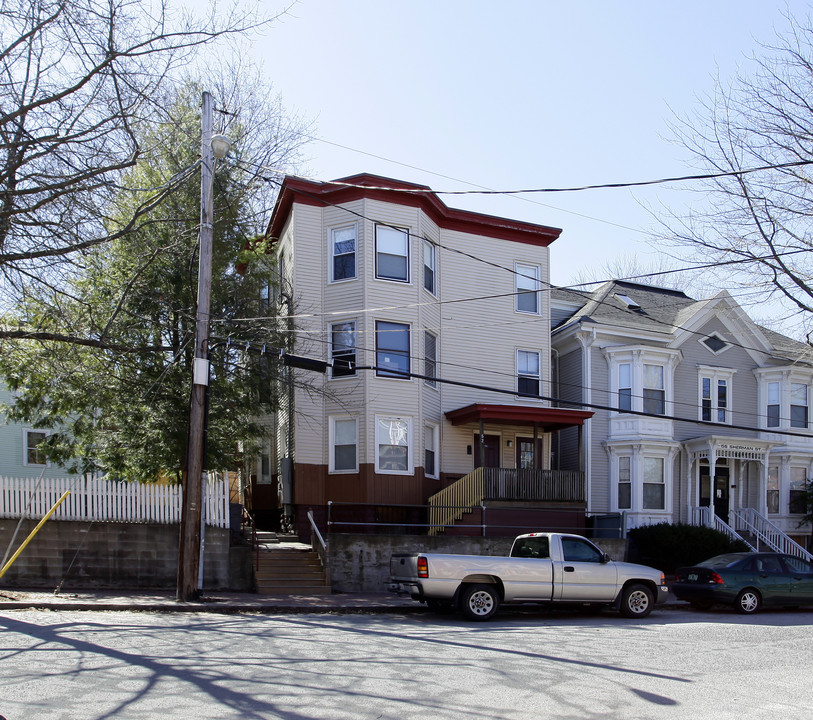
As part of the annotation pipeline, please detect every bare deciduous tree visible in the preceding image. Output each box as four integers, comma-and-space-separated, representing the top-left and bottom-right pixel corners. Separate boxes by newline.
662, 10, 813, 333
0, 0, 276, 318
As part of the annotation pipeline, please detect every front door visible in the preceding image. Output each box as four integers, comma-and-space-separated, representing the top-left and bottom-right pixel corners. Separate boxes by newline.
473, 434, 500, 468
700, 464, 730, 524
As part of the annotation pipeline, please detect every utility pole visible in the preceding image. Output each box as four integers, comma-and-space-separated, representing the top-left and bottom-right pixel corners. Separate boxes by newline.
177, 91, 215, 602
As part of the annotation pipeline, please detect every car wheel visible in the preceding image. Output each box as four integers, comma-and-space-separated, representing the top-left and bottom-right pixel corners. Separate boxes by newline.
735, 589, 761, 614
460, 584, 500, 621
620, 584, 654, 618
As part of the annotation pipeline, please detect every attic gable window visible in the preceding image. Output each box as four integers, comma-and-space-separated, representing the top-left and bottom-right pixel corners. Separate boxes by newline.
702, 334, 728, 354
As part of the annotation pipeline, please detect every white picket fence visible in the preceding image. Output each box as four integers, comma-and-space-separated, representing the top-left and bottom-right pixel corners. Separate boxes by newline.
0, 475, 229, 528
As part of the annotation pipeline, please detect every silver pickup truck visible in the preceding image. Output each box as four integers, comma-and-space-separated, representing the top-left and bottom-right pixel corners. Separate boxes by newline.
388, 532, 668, 620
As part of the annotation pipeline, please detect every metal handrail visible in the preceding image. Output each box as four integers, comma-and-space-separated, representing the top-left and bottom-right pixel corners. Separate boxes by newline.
730, 508, 812, 561
241, 507, 259, 570
689, 506, 755, 550
307, 509, 326, 552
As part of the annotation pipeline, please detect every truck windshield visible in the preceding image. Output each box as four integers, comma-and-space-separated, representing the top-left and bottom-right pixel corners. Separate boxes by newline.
511, 537, 550, 559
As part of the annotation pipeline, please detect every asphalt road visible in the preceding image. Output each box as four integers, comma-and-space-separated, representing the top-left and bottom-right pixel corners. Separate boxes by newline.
1, 607, 812, 719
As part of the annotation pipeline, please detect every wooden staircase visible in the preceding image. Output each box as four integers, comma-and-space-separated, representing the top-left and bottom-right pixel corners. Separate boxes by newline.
254, 532, 331, 595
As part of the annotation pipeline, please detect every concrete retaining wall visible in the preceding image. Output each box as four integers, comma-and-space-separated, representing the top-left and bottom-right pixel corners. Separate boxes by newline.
0, 520, 250, 591
327, 534, 628, 593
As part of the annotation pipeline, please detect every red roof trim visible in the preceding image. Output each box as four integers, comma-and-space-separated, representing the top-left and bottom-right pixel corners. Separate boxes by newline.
266, 174, 562, 247
445, 403, 593, 431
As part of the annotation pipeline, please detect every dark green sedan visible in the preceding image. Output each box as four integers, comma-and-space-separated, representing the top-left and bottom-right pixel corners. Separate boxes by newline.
673, 552, 813, 614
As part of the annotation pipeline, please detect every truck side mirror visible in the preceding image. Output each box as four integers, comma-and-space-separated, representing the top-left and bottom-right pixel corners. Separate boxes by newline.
602, 552, 612, 564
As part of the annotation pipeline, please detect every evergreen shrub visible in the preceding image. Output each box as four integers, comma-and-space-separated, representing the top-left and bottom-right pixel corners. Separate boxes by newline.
626, 522, 750, 574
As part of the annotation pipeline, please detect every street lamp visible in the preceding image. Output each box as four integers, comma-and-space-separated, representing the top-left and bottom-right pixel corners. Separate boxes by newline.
177, 92, 232, 602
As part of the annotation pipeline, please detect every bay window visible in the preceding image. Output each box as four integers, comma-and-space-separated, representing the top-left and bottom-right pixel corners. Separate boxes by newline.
329, 417, 358, 473
330, 225, 356, 282
376, 416, 412, 473
376, 225, 409, 282
331, 321, 356, 378
376, 321, 410, 378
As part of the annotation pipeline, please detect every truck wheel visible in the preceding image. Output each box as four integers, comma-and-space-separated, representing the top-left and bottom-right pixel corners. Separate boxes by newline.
460, 584, 500, 621
620, 584, 654, 618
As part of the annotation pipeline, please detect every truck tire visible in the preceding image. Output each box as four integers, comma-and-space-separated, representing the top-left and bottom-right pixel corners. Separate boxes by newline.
619, 583, 654, 618
460, 583, 500, 621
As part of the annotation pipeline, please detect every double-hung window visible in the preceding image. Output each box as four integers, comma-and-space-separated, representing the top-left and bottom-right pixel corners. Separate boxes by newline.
757, 371, 813, 430
642, 457, 665, 510
517, 350, 541, 397
790, 467, 808, 514
376, 416, 412, 473
516, 263, 541, 314
376, 321, 410, 378
423, 239, 436, 294
618, 363, 632, 411
25, 430, 48, 466
643, 364, 665, 415
331, 321, 356, 378
330, 225, 356, 282
424, 424, 439, 478
698, 367, 735, 424
767, 466, 780, 514
791, 383, 809, 429
618, 456, 631, 509
424, 331, 437, 387
329, 417, 358, 473
376, 225, 409, 282
767, 381, 781, 427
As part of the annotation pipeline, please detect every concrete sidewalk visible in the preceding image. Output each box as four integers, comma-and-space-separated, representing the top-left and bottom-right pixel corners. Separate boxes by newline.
0, 587, 687, 614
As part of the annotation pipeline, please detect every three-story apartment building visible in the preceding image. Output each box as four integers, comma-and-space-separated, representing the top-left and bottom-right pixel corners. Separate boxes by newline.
261, 174, 591, 536
552, 280, 813, 551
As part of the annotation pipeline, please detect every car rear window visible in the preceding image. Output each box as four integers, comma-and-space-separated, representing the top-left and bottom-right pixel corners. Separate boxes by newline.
511, 537, 550, 559
698, 554, 747, 569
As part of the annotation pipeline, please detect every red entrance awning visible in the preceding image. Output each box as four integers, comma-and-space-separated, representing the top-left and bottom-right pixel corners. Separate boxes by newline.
445, 404, 593, 432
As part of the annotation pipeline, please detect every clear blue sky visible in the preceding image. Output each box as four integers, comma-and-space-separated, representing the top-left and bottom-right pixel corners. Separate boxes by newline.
253, 1, 800, 291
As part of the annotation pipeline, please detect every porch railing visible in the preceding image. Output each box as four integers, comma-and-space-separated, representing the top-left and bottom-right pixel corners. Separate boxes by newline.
0, 474, 229, 528
730, 507, 812, 561
428, 467, 585, 536
689, 506, 756, 551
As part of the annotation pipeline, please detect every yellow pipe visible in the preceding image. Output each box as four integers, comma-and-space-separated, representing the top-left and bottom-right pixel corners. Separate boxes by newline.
0, 491, 71, 579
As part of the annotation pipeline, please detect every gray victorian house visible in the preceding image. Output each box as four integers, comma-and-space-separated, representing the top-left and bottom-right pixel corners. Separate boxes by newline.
552, 280, 813, 558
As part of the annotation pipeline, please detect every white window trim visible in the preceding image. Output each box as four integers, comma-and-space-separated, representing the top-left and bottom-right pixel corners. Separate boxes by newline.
605, 346, 681, 416
375, 320, 411, 380
424, 330, 438, 389
698, 333, 731, 355
605, 442, 677, 515
755, 368, 813, 431
424, 422, 439, 479
423, 238, 437, 296
328, 416, 358, 474
23, 428, 49, 467
697, 365, 736, 425
329, 224, 357, 283
330, 319, 357, 379
375, 415, 413, 475
375, 224, 410, 283
515, 262, 542, 315
516, 348, 542, 400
